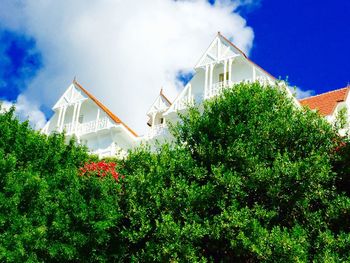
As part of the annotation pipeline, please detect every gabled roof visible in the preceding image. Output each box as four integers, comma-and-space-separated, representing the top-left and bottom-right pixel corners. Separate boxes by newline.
146, 88, 172, 116
299, 86, 350, 116
53, 83, 87, 109
160, 88, 172, 105
218, 32, 276, 80
195, 32, 240, 68
73, 80, 138, 137
195, 32, 276, 81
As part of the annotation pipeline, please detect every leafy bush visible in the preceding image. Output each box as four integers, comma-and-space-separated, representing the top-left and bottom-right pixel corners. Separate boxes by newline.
0, 107, 124, 262
119, 82, 350, 262
1, 81, 350, 262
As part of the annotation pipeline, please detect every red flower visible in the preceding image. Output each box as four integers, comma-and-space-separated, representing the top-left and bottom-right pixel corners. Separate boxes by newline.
78, 161, 123, 181
334, 141, 347, 152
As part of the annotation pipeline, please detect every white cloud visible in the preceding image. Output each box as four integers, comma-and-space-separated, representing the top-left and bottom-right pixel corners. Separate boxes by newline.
236, 0, 262, 11
289, 86, 315, 99
1, 95, 47, 129
0, 0, 255, 134
0, 100, 12, 112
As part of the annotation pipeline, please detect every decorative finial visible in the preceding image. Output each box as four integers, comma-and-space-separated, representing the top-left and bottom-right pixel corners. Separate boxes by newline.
160, 87, 163, 95
73, 76, 77, 83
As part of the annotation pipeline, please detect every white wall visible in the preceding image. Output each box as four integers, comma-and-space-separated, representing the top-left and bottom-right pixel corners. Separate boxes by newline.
62, 105, 74, 126
231, 58, 253, 83
79, 100, 99, 123
190, 69, 205, 103
46, 110, 59, 133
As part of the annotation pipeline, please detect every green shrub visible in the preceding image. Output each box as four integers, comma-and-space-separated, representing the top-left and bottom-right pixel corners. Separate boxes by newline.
0, 107, 124, 262
2, 81, 350, 262
119, 82, 350, 262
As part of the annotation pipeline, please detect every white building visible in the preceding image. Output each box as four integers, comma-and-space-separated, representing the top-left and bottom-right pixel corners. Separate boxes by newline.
41, 80, 138, 157
42, 32, 295, 157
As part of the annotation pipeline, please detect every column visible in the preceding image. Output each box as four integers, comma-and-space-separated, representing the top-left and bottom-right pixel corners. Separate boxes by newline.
75, 102, 82, 133
188, 84, 192, 104
72, 103, 78, 131
59, 106, 67, 132
204, 65, 209, 99
223, 60, 227, 83
95, 108, 100, 132
152, 112, 156, 127
209, 63, 214, 98
228, 59, 233, 84
56, 107, 63, 130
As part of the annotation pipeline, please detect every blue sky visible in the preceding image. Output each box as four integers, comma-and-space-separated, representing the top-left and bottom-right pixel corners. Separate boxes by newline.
0, 29, 42, 101
242, 0, 350, 94
0, 0, 349, 130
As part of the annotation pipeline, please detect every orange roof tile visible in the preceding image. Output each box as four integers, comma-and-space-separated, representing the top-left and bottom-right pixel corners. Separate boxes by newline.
299, 86, 350, 116
73, 80, 138, 137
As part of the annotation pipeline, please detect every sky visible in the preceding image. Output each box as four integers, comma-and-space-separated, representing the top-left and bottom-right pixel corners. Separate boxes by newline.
0, 0, 349, 133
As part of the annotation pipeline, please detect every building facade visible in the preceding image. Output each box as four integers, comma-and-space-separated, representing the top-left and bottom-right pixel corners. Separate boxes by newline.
41, 80, 138, 157
45, 32, 341, 157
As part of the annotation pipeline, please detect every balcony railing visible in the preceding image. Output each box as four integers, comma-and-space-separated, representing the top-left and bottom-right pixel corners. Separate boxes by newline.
206, 77, 272, 99
206, 80, 233, 99
63, 117, 110, 136
173, 94, 194, 111
91, 142, 127, 158
147, 124, 168, 139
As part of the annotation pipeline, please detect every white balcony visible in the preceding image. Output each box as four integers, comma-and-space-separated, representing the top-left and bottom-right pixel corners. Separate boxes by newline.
63, 117, 111, 136
173, 94, 194, 111
205, 77, 272, 99
147, 124, 168, 139
206, 80, 233, 99
91, 143, 127, 158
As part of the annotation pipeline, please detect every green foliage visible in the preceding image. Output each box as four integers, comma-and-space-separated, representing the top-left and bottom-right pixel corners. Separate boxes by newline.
2, 82, 350, 262
335, 106, 348, 130
119, 82, 350, 261
0, 106, 124, 262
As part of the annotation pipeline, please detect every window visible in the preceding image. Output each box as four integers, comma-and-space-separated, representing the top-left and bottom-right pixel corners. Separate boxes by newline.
219, 72, 229, 82
78, 114, 84, 123
160, 118, 164, 124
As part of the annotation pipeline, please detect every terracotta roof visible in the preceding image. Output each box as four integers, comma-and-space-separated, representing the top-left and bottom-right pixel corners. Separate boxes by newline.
73, 80, 138, 137
299, 86, 350, 116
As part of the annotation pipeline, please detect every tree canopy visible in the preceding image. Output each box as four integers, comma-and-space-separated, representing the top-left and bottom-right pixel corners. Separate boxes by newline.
0, 107, 124, 262
1, 82, 350, 262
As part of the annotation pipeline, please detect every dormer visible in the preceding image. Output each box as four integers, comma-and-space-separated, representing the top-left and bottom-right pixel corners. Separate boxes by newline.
195, 32, 242, 70
43, 80, 138, 140
52, 83, 87, 110
146, 89, 172, 127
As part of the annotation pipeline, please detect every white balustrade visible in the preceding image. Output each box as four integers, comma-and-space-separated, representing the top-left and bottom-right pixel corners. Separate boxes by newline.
206, 80, 233, 99
147, 124, 168, 139
210, 80, 231, 98
63, 117, 110, 136
206, 77, 271, 99
256, 76, 273, 85
174, 94, 194, 111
